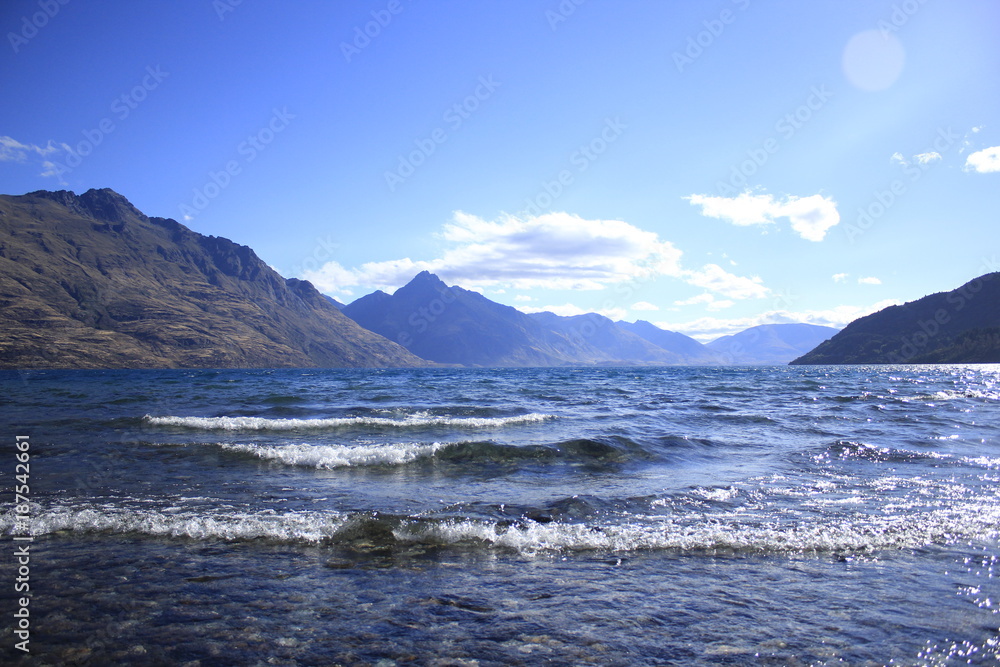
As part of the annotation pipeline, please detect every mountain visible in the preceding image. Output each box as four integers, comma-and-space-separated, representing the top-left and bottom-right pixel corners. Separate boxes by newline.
791, 273, 1000, 364
0, 188, 427, 368
616, 320, 721, 364
706, 323, 840, 365
342, 271, 576, 366
527, 311, 700, 365
342, 272, 697, 366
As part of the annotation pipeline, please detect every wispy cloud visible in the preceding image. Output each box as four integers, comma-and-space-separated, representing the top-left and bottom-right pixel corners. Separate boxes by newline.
681, 264, 768, 300
631, 301, 659, 311
685, 190, 840, 242
0, 135, 62, 162
832, 273, 848, 283
892, 151, 942, 167
858, 276, 881, 285
965, 146, 1000, 173
672, 292, 734, 311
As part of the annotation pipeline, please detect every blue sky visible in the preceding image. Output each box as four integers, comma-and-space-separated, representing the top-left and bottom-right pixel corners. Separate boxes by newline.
2, 0, 998, 341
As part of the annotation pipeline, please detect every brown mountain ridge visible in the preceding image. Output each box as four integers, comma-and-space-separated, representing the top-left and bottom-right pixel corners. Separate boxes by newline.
0, 188, 427, 369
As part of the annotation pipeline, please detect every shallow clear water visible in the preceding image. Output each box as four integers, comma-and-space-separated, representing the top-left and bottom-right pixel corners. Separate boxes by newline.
2, 365, 1000, 664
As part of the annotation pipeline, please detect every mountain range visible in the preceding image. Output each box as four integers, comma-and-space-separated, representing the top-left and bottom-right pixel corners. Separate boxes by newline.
19, 187, 998, 369
0, 189, 425, 368
340, 271, 838, 367
792, 273, 1000, 364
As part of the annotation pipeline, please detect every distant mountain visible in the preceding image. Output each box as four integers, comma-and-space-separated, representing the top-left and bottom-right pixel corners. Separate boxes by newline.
616, 320, 721, 364
707, 323, 840, 365
342, 272, 701, 366
527, 311, 697, 365
792, 273, 1000, 364
0, 189, 427, 368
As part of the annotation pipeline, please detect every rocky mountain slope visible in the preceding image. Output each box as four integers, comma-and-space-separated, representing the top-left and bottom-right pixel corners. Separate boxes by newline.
0, 189, 426, 368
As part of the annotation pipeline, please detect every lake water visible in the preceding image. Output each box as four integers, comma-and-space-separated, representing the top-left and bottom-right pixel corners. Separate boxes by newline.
3, 365, 1000, 665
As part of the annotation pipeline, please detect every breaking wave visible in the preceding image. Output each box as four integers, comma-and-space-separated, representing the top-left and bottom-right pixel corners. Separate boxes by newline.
143, 412, 555, 431
10, 492, 1000, 556
160, 437, 645, 469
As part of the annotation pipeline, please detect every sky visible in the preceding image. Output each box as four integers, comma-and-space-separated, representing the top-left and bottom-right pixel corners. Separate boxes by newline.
1, 0, 998, 342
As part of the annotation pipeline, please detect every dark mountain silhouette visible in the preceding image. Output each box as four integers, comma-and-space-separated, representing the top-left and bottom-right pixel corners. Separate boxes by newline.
792, 273, 1000, 364
707, 323, 840, 365
616, 319, 721, 364
342, 271, 578, 366
0, 188, 426, 368
342, 272, 704, 366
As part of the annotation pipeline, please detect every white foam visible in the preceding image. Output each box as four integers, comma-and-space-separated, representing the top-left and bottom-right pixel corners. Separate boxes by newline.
7, 496, 1000, 555
400, 499, 1000, 554
143, 412, 555, 431
217, 441, 446, 468
8, 504, 348, 543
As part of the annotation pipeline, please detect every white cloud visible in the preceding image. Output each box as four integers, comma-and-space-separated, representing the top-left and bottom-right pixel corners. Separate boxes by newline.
675, 293, 735, 312
965, 146, 1000, 173
0, 135, 61, 162
514, 294, 533, 302
890, 152, 907, 166
832, 273, 849, 283
682, 264, 769, 300
914, 152, 941, 165
858, 276, 881, 285
303, 211, 685, 293
631, 301, 659, 311
685, 191, 779, 227
303, 212, 771, 309
658, 299, 900, 342
686, 190, 840, 241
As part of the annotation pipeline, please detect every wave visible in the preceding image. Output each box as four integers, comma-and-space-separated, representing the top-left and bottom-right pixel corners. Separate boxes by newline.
142, 412, 555, 431
165, 437, 644, 469
10, 504, 349, 544
218, 441, 447, 468
815, 440, 951, 465
10, 497, 1000, 555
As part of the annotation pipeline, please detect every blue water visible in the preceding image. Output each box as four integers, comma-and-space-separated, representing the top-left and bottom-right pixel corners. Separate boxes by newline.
3, 365, 1000, 664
